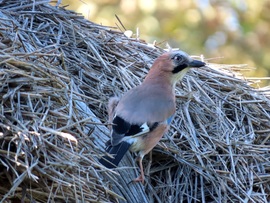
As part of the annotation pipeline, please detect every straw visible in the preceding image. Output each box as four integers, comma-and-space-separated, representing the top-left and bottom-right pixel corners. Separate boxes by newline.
0, 1, 270, 202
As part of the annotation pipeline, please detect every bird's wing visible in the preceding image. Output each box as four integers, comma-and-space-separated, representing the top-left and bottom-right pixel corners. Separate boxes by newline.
99, 114, 174, 169
110, 85, 175, 146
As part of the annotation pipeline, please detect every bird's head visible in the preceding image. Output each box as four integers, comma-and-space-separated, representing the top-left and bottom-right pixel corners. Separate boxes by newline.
169, 50, 205, 84
145, 50, 205, 85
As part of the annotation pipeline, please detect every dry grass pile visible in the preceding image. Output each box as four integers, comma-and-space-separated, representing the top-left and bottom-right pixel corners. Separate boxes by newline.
0, 1, 270, 202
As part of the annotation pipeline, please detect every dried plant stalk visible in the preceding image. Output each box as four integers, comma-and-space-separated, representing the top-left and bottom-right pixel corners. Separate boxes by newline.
0, 1, 270, 203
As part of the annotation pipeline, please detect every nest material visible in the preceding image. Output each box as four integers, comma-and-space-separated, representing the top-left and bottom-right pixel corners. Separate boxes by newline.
0, 1, 270, 202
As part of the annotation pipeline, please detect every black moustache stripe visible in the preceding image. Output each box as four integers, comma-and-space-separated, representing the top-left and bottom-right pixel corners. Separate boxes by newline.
172, 64, 188, 74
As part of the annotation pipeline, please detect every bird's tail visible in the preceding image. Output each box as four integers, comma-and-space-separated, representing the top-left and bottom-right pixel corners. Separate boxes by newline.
99, 141, 132, 168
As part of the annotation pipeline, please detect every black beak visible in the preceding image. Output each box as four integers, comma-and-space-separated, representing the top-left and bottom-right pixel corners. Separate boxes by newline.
189, 60, 205, 68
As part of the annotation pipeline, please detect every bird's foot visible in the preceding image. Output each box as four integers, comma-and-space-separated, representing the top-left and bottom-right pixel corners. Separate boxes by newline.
133, 175, 144, 184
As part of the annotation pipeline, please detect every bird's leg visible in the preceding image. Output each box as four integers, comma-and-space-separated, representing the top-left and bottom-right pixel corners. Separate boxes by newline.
133, 156, 145, 184
145, 151, 152, 177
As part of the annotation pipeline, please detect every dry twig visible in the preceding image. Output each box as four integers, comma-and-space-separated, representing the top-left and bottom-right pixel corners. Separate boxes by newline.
0, 1, 270, 203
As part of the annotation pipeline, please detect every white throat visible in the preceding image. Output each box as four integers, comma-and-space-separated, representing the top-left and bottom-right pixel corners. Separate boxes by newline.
170, 68, 190, 86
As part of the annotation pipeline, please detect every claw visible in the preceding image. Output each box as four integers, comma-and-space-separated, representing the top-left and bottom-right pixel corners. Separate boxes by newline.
133, 175, 144, 184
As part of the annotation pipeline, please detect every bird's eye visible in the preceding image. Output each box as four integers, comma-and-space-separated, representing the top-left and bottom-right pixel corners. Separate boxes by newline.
173, 55, 183, 61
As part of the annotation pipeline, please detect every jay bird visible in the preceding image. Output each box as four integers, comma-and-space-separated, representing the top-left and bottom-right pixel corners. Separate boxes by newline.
99, 50, 205, 183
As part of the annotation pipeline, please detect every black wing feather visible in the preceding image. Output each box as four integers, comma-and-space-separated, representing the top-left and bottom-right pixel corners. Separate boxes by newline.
99, 116, 159, 168
113, 115, 144, 137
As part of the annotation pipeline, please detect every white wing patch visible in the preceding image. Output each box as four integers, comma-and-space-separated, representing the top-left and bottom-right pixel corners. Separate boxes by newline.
131, 122, 150, 137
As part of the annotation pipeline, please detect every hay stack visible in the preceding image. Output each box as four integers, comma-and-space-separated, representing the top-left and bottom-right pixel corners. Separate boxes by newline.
0, 1, 270, 202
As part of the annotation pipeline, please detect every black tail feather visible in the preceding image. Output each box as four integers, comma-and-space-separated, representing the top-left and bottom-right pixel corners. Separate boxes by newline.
99, 141, 131, 168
